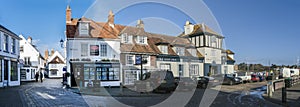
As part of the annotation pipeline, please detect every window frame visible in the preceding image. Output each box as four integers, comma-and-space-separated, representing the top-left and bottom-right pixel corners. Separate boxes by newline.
126, 55, 134, 66
100, 44, 107, 57
79, 22, 89, 36
81, 43, 89, 57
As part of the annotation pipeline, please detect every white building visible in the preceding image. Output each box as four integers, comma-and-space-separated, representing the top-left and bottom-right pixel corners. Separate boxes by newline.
179, 21, 235, 75
66, 6, 121, 87
0, 24, 21, 87
46, 50, 66, 78
19, 35, 45, 81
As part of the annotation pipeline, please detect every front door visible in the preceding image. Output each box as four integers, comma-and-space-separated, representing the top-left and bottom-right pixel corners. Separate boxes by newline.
4, 60, 8, 81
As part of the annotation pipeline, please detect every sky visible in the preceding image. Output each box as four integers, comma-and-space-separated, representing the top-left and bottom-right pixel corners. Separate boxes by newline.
0, 0, 299, 65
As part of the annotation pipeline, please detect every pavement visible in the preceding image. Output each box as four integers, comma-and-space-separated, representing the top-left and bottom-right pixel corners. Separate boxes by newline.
264, 83, 300, 107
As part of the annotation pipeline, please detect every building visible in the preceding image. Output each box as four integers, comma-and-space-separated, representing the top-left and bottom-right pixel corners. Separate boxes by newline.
179, 21, 235, 75
65, 6, 235, 87
19, 35, 45, 81
66, 6, 122, 87
0, 24, 21, 87
46, 50, 66, 78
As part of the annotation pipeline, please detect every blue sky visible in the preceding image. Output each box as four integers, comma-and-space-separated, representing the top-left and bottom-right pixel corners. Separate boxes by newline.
0, 0, 299, 65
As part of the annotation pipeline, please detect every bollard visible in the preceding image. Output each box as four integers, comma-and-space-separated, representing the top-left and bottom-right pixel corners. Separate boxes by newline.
282, 85, 287, 104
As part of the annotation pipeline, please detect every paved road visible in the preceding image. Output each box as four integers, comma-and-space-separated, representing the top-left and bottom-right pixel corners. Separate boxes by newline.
0, 79, 282, 107
19, 79, 88, 107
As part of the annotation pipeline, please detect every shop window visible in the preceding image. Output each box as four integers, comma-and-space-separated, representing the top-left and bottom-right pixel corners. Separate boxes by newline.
160, 63, 171, 71
50, 69, 58, 76
179, 64, 184, 76
90, 45, 99, 56
11, 61, 18, 81
96, 67, 120, 81
84, 67, 95, 80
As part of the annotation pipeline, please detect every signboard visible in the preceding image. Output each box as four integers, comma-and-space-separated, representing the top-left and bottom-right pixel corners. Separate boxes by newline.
90, 45, 99, 56
135, 56, 142, 65
274, 81, 284, 90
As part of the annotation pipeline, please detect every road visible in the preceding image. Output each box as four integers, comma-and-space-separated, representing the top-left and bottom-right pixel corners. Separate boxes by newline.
0, 79, 281, 107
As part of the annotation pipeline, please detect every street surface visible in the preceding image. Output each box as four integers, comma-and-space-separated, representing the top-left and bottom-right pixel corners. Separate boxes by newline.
0, 79, 282, 107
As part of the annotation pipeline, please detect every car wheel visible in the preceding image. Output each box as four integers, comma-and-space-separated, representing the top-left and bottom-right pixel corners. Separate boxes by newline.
202, 83, 207, 88
230, 81, 233, 85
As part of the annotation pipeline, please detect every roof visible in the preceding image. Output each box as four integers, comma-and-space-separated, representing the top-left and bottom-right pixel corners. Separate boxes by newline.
66, 17, 125, 39
47, 51, 65, 64
179, 23, 223, 38
0, 24, 21, 40
226, 49, 235, 54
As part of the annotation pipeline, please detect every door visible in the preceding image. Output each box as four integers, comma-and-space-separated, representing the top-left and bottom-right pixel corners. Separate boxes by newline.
178, 64, 184, 77
4, 60, 8, 81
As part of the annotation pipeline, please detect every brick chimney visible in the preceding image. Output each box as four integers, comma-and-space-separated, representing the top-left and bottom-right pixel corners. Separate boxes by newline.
45, 49, 49, 60
27, 36, 32, 44
108, 10, 114, 24
66, 5, 72, 24
136, 19, 144, 29
51, 49, 55, 56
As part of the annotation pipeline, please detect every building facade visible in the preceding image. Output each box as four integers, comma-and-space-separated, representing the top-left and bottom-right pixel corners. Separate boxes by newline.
46, 50, 66, 78
0, 24, 21, 87
19, 35, 45, 81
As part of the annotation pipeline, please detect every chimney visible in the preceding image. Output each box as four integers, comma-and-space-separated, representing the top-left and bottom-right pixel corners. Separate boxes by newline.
108, 10, 114, 24
51, 49, 55, 56
27, 36, 32, 44
66, 5, 72, 24
184, 20, 194, 35
136, 19, 144, 29
45, 49, 49, 60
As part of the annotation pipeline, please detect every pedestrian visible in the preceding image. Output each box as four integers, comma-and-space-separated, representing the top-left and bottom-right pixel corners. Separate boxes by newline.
40, 71, 43, 83
35, 71, 39, 82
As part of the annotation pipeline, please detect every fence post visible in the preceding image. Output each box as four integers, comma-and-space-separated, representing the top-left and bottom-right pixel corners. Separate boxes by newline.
282, 80, 287, 104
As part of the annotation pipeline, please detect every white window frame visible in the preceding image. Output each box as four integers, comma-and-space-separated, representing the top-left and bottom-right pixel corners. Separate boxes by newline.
100, 44, 107, 57
160, 63, 171, 71
160, 45, 168, 54
190, 64, 199, 75
122, 33, 132, 43
137, 36, 147, 44
126, 55, 134, 66
11, 38, 15, 53
81, 43, 89, 56
3, 34, 8, 52
79, 22, 89, 36
176, 47, 185, 56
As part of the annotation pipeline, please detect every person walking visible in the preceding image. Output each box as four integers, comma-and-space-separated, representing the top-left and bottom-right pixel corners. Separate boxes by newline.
35, 71, 39, 82
40, 71, 43, 83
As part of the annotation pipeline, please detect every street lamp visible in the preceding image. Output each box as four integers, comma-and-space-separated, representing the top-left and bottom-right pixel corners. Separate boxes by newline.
60, 39, 64, 48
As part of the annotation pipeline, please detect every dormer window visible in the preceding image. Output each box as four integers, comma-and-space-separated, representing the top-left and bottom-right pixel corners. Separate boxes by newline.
159, 45, 168, 54
176, 47, 185, 56
79, 22, 89, 36
137, 36, 147, 44
121, 33, 132, 43
211, 36, 217, 48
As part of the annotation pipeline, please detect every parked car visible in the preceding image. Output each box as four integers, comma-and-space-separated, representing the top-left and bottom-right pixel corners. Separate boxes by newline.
193, 76, 220, 88
233, 72, 251, 83
174, 77, 196, 91
212, 74, 242, 85
134, 70, 176, 93
251, 74, 260, 82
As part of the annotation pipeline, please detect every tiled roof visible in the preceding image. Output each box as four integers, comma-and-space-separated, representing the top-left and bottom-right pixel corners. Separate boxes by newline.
120, 43, 156, 54
66, 17, 125, 39
179, 23, 222, 38
227, 56, 234, 61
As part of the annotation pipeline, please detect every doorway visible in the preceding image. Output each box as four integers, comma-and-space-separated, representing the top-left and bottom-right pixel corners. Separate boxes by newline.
4, 60, 8, 81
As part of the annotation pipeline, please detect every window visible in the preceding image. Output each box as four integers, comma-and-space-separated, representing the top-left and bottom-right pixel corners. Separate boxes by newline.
20, 45, 24, 52
160, 63, 171, 71
3, 34, 8, 52
90, 45, 99, 56
190, 65, 199, 76
11, 38, 16, 53
81, 44, 88, 56
137, 36, 147, 44
126, 55, 134, 65
160, 46, 168, 54
100, 44, 107, 57
11, 61, 18, 81
176, 47, 185, 56
79, 22, 89, 36
122, 33, 132, 43
24, 57, 31, 66
211, 36, 217, 47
